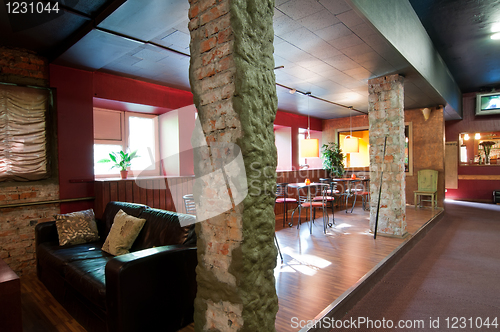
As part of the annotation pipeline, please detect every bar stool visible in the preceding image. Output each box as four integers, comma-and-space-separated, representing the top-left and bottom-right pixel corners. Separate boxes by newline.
275, 183, 297, 227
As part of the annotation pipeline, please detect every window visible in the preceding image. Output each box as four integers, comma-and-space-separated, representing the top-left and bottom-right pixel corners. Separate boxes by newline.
336, 123, 413, 175
93, 109, 160, 178
0, 85, 50, 182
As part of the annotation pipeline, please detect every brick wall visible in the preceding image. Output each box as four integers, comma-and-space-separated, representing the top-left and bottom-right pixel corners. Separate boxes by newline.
405, 107, 445, 206
0, 47, 58, 276
0, 46, 49, 87
0, 184, 60, 275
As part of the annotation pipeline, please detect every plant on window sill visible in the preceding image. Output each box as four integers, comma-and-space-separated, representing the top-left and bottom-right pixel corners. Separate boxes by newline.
98, 150, 139, 179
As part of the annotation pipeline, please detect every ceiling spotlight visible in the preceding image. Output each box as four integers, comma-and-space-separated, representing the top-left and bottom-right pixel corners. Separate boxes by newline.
491, 23, 500, 33
289, 89, 296, 94
491, 33, 500, 40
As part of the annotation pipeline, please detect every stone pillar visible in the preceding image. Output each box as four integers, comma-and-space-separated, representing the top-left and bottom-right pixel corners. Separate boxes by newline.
368, 74, 407, 237
188, 0, 278, 331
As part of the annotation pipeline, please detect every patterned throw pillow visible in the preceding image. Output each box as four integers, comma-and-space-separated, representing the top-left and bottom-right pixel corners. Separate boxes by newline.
54, 209, 100, 246
102, 209, 146, 256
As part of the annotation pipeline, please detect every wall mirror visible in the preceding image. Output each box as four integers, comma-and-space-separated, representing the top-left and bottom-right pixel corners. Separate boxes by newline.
459, 131, 500, 165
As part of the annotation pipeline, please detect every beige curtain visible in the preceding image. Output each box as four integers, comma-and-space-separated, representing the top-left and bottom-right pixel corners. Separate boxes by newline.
0, 85, 49, 181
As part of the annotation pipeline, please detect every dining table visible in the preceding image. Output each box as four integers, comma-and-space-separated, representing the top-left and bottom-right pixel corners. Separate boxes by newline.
331, 177, 370, 212
287, 182, 329, 234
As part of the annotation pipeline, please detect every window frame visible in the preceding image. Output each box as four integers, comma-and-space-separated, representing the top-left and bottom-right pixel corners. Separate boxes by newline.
94, 109, 160, 179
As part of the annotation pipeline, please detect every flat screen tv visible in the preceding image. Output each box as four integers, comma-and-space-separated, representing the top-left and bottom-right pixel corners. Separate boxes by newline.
476, 92, 500, 116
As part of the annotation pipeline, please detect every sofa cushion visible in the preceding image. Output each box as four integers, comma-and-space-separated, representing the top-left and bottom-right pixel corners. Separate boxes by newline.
102, 210, 146, 256
131, 208, 193, 251
36, 241, 109, 276
55, 209, 100, 246
64, 256, 112, 310
101, 202, 148, 237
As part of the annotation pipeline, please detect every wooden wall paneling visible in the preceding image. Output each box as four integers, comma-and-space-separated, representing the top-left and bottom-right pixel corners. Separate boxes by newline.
153, 179, 160, 208
109, 181, 118, 202
125, 181, 133, 202
159, 179, 167, 210
138, 180, 147, 205
166, 179, 175, 212
132, 180, 140, 203
170, 178, 178, 212
94, 181, 104, 219
118, 181, 126, 202
102, 182, 110, 213
146, 180, 154, 208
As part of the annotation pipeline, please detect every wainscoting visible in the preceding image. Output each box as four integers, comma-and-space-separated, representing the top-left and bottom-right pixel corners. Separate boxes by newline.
94, 176, 194, 219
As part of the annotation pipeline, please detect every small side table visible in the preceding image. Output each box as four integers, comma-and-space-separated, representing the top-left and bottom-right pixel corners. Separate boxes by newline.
0, 258, 22, 332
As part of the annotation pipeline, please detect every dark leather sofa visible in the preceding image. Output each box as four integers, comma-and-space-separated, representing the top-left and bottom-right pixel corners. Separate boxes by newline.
35, 201, 197, 332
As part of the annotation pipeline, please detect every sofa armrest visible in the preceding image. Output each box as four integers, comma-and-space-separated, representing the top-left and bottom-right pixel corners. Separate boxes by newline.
35, 221, 58, 247
105, 245, 197, 332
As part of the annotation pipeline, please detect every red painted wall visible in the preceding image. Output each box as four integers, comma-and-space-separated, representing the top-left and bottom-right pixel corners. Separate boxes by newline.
445, 92, 500, 202
50, 65, 325, 211
93, 72, 194, 111
50, 65, 95, 213
275, 110, 322, 131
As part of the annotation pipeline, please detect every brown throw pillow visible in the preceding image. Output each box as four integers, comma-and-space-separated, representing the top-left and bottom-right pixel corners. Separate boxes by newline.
54, 209, 100, 246
102, 209, 146, 256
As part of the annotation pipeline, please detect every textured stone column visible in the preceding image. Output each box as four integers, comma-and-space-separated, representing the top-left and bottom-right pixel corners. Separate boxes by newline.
368, 74, 407, 237
188, 0, 278, 331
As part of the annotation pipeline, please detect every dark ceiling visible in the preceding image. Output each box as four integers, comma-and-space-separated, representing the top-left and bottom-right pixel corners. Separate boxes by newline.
1, 0, 499, 120
409, 0, 500, 93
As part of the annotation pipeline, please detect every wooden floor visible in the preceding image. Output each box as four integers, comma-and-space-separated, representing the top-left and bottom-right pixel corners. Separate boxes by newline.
21, 275, 86, 332
272, 204, 440, 331
20, 203, 439, 332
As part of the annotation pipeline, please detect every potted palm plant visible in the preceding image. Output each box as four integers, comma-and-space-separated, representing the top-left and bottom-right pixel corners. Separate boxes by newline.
321, 142, 345, 178
98, 150, 139, 179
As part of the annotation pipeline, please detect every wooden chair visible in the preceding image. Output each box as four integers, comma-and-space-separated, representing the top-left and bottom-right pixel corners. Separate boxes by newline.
183, 194, 196, 215
414, 169, 438, 208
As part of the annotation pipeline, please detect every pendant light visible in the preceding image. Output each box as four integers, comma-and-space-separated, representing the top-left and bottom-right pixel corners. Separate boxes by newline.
343, 106, 359, 153
300, 92, 319, 158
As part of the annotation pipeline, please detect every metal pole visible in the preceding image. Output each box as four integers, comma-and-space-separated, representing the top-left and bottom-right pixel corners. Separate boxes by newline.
374, 137, 387, 239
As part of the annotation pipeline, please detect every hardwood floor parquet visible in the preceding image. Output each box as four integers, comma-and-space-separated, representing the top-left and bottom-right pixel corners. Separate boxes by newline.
20, 274, 86, 332
21, 203, 438, 332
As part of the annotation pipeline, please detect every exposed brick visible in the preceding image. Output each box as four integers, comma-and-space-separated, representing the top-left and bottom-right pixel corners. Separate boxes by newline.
204, 14, 230, 37
199, 0, 216, 12
200, 36, 217, 53
0, 181, 59, 276
217, 55, 233, 73
20, 192, 37, 199
188, 17, 199, 31
200, 1, 229, 26
15, 62, 38, 71
217, 27, 233, 44
189, 4, 199, 19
